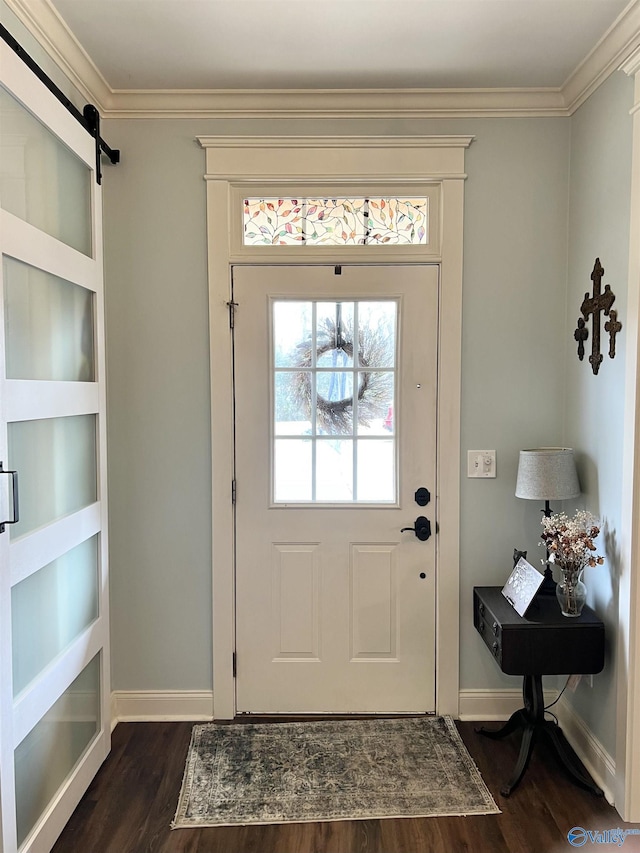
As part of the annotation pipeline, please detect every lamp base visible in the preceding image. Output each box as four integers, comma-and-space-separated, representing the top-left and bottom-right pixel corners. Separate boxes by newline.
538, 566, 557, 596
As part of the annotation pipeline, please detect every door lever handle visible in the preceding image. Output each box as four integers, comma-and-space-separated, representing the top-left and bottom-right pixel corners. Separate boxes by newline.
0, 462, 19, 534
401, 515, 432, 541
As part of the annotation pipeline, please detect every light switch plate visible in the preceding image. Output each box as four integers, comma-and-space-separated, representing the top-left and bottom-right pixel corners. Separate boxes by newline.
467, 450, 497, 478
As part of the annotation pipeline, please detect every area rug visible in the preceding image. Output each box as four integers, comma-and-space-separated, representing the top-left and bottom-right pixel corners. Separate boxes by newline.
172, 716, 499, 827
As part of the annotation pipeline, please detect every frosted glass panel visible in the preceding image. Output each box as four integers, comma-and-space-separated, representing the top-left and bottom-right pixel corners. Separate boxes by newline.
14, 654, 100, 847
12, 536, 99, 696
8, 415, 97, 538
0, 85, 92, 255
3, 256, 94, 381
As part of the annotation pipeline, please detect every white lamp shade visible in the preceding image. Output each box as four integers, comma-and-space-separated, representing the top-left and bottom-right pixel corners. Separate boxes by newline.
515, 448, 580, 501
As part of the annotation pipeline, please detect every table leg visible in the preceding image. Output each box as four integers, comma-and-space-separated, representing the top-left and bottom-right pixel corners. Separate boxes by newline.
541, 721, 604, 796
523, 672, 544, 721
475, 708, 524, 740
476, 674, 600, 797
500, 723, 536, 797
497, 674, 543, 796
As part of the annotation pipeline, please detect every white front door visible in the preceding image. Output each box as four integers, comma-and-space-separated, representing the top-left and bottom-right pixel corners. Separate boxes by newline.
234, 264, 438, 714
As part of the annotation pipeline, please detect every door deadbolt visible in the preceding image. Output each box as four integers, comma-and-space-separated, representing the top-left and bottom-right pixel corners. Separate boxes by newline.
414, 487, 431, 507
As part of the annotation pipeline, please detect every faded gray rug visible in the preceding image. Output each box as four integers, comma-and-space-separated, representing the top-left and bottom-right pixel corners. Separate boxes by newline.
172, 716, 499, 827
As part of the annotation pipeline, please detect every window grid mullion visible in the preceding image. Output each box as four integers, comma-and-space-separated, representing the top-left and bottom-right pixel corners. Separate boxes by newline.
352, 301, 359, 501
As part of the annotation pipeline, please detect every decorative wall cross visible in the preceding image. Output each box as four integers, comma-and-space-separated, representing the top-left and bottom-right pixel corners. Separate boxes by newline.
574, 258, 621, 376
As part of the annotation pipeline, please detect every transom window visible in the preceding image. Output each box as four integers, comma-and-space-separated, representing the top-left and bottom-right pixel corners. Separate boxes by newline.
272, 299, 397, 503
244, 197, 428, 246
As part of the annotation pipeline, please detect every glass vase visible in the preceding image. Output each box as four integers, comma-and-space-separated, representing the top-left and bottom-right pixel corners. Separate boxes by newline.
556, 568, 587, 617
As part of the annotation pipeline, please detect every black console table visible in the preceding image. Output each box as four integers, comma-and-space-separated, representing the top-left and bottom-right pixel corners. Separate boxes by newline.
473, 586, 605, 797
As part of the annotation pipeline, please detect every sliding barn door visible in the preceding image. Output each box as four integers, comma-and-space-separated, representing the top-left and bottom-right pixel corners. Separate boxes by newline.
0, 41, 110, 853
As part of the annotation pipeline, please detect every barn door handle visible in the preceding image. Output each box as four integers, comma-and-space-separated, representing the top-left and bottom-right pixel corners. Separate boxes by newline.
0, 462, 19, 534
401, 516, 431, 541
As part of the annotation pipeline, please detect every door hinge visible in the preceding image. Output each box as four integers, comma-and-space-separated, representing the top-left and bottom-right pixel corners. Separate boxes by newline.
232, 652, 237, 678
231, 479, 236, 504
227, 300, 238, 329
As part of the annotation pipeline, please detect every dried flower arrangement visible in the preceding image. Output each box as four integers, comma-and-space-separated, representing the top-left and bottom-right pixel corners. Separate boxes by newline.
540, 510, 604, 573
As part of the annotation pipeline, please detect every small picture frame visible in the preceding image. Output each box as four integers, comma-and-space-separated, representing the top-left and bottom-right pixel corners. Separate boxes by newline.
502, 557, 544, 617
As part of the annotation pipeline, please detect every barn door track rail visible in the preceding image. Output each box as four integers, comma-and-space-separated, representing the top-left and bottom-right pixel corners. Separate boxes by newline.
1, 22, 120, 184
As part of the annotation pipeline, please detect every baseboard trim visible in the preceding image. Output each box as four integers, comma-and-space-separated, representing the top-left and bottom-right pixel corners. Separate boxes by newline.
556, 695, 616, 805
110, 688, 614, 803
110, 691, 118, 732
458, 688, 523, 721
111, 690, 214, 725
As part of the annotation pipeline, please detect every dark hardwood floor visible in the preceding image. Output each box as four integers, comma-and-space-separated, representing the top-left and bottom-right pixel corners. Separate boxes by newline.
52, 720, 640, 853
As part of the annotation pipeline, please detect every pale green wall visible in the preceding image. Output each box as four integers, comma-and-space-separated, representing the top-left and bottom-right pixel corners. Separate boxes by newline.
458, 119, 571, 690
101, 115, 571, 691
562, 70, 634, 756
103, 120, 214, 688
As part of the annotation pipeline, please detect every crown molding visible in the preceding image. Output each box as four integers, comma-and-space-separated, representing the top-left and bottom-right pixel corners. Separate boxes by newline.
4, 0, 112, 110
621, 44, 640, 76
103, 87, 567, 119
620, 45, 640, 113
562, 0, 640, 113
4, 0, 640, 119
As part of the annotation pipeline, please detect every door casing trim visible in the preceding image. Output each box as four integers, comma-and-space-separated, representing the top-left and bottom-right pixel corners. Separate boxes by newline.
198, 135, 472, 719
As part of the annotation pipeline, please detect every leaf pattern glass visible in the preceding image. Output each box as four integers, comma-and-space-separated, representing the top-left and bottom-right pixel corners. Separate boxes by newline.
244, 198, 427, 246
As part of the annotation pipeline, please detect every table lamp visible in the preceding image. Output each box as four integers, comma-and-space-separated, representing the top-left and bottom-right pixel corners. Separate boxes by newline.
515, 448, 581, 594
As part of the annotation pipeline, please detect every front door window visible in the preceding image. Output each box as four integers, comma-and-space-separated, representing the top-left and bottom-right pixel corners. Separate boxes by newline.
273, 299, 397, 503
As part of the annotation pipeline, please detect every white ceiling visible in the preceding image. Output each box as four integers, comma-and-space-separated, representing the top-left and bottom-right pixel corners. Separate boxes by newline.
46, 0, 632, 91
